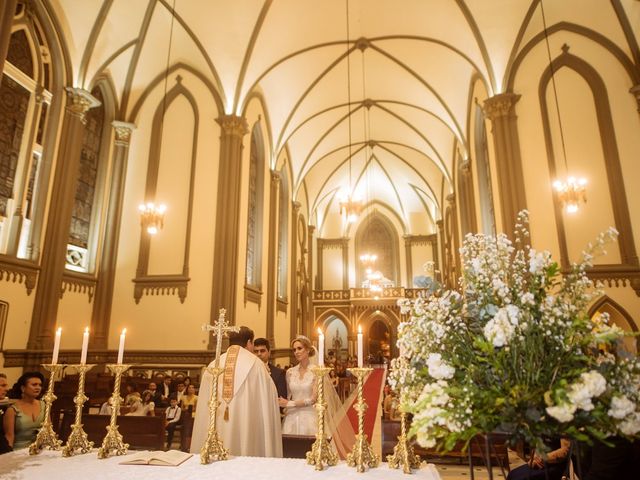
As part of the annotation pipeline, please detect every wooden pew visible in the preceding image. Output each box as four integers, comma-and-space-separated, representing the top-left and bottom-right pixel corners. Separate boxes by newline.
59, 412, 165, 451
282, 434, 315, 458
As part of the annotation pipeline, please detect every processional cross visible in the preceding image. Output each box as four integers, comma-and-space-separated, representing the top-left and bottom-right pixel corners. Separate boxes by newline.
203, 308, 240, 367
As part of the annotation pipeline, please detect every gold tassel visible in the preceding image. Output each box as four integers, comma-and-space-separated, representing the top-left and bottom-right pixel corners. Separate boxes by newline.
224, 405, 229, 421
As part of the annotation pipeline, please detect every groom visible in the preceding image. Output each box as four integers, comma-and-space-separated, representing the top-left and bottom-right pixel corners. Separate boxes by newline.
191, 326, 282, 457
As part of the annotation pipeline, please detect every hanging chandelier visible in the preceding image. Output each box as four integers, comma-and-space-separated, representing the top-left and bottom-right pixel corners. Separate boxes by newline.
139, 202, 167, 235
340, 0, 363, 224
541, 0, 587, 214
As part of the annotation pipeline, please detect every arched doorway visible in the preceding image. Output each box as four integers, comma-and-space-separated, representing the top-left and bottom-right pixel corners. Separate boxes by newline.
323, 315, 348, 362
589, 296, 637, 355
368, 319, 391, 364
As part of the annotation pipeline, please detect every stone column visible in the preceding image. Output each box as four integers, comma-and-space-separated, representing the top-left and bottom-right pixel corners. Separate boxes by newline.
316, 239, 325, 290
28, 88, 100, 351
209, 115, 248, 336
6, 85, 45, 255
0, 0, 17, 78
404, 235, 413, 287
483, 93, 527, 239
341, 237, 349, 290
90, 121, 135, 349
290, 201, 301, 341
266, 170, 280, 348
457, 159, 478, 235
305, 224, 315, 335
630, 85, 640, 114
436, 219, 444, 285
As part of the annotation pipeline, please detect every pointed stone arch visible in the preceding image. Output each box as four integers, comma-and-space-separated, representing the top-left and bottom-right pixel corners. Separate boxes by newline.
589, 295, 637, 354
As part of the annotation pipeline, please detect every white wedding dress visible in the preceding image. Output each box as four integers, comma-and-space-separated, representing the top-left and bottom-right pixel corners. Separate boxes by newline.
282, 365, 317, 435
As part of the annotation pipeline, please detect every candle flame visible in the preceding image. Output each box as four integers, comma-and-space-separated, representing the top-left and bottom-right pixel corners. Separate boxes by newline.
84, 327, 89, 334
121, 328, 127, 335
358, 325, 362, 334
317, 327, 323, 336
56, 327, 62, 334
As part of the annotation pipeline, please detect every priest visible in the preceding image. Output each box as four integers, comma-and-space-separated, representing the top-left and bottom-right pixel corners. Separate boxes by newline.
191, 326, 283, 457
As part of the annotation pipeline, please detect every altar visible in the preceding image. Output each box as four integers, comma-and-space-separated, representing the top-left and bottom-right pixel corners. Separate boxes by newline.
3, 450, 442, 480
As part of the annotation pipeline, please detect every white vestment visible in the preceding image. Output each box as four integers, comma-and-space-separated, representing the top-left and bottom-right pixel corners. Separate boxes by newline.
190, 346, 283, 457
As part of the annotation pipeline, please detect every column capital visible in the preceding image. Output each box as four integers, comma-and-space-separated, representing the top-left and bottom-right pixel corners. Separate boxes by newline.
64, 87, 101, 120
630, 85, 640, 113
112, 121, 136, 145
292, 201, 301, 213
307, 224, 316, 236
446, 193, 456, 205
483, 92, 521, 120
216, 114, 249, 137
270, 169, 281, 185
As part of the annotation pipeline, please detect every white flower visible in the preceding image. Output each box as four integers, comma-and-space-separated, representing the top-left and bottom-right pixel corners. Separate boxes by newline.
484, 309, 516, 347
529, 250, 551, 275
619, 412, 640, 436
580, 371, 607, 397
608, 396, 636, 419
546, 404, 576, 423
521, 293, 535, 305
566, 371, 607, 412
427, 353, 455, 380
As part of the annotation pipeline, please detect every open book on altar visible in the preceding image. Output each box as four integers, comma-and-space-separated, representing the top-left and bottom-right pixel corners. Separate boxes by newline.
119, 450, 193, 466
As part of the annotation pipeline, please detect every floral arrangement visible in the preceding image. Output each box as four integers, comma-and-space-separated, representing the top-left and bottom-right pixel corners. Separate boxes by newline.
390, 211, 639, 453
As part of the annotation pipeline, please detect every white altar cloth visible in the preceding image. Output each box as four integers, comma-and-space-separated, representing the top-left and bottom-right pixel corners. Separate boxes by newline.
2, 449, 441, 480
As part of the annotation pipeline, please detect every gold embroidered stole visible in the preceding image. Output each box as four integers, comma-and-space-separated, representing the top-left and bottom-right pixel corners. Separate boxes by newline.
222, 345, 241, 421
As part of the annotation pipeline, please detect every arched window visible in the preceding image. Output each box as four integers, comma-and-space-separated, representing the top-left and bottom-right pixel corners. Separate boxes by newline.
355, 213, 399, 287
66, 86, 106, 273
245, 125, 265, 289
0, 13, 54, 260
277, 168, 289, 300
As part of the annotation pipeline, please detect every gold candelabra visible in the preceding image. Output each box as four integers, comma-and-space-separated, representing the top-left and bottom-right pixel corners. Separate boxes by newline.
306, 366, 338, 470
62, 364, 95, 456
97, 364, 131, 459
29, 364, 64, 454
387, 410, 421, 473
200, 366, 228, 464
346, 367, 379, 472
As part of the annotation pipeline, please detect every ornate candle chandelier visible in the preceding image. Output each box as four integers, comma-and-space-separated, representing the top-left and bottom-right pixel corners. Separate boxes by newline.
541, 0, 587, 214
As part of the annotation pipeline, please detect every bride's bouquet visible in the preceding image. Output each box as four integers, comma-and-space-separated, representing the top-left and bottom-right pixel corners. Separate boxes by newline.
390, 211, 640, 453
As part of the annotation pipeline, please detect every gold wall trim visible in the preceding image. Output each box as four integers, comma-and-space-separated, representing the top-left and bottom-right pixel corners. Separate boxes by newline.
0, 255, 39, 295
133, 274, 190, 304
61, 271, 96, 301
276, 298, 288, 314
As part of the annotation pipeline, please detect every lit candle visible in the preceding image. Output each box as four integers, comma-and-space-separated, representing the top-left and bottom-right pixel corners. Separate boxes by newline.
80, 327, 89, 365
52, 327, 62, 365
318, 328, 324, 366
357, 325, 363, 368
117, 328, 126, 364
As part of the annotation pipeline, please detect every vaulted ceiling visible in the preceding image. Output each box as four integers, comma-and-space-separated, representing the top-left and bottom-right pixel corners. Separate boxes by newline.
48, 0, 640, 230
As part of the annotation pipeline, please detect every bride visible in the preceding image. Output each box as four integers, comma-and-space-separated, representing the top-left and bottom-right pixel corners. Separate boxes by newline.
278, 335, 317, 435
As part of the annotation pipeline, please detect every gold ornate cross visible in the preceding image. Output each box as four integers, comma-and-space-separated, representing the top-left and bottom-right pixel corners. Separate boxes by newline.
203, 309, 240, 367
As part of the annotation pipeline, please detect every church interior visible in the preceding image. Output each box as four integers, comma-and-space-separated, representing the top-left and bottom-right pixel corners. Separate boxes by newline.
0, 0, 639, 475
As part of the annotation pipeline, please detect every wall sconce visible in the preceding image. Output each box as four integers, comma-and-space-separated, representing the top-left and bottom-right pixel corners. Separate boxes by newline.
138, 202, 166, 235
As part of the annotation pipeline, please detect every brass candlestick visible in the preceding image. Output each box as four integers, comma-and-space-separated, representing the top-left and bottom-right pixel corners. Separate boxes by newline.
346, 367, 379, 472
29, 363, 64, 455
306, 366, 338, 470
200, 366, 228, 464
97, 364, 131, 459
387, 410, 421, 473
62, 364, 95, 456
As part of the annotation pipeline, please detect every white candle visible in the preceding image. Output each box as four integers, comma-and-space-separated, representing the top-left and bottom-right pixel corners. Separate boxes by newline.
80, 327, 89, 365
117, 328, 126, 364
318, 328, 324, 366
52, 327, 62, 365
357, 325, 363, 368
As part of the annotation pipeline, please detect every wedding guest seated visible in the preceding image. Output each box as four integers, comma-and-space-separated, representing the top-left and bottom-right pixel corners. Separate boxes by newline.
180, 384, 198, 417
159, 377, 173, 407
3, 372, 45, 450
124, 383, 141, 406
98, 397, 113, 415
174, 382, 186, 406
147, 381, 163, 405
0, 373, 12, 454
507, 438, 570, 480
126, 390, 155, 416
183, 376, 192, 389
164, 397, 182, 449
328, 369, 339, 389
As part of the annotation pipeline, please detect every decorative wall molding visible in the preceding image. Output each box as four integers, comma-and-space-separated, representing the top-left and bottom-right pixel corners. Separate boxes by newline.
276, 298, 288, 313
244, 284, 262, 308
61, 270, 96, 301
581, 266, 640, 297
0, 255, 38, 294
313, 287, 429, 303
132, 274, 190, 304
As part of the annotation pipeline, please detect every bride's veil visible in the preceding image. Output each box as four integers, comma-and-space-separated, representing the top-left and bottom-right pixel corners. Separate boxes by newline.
306, 343, 356, 459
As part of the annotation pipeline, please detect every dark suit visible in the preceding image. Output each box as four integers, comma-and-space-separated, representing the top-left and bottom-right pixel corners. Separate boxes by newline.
578, 437, 640, 480
0, 404, 12, 454
268, 363, 287, 400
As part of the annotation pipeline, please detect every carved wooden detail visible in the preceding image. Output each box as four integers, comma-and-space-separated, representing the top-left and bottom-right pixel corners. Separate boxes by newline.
244, 284, 262, 307
61, 271, 96, 301
133, 274, 190, 304
0, 254, 38, 294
